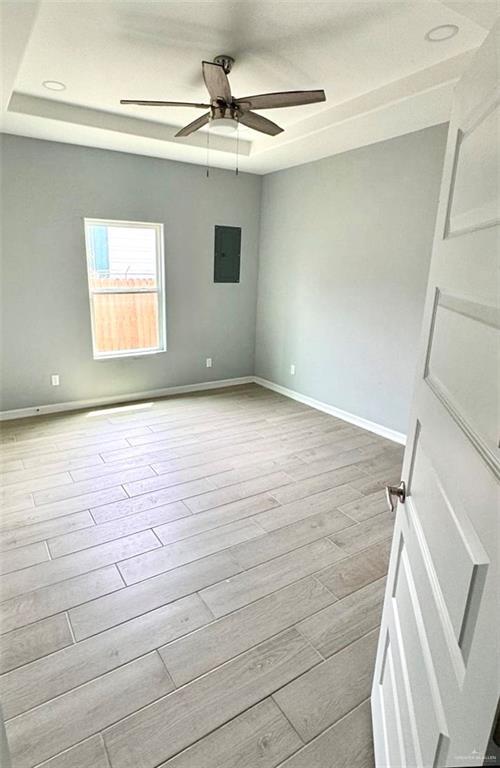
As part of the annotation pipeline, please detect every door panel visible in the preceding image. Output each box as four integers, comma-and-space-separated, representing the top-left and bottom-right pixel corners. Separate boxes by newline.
411, 443, 488, 644
425, 288, 499, 469
446, 97, 499, 236
378, 634, 407, 767
393, 536, 448, 767
372, 22, 499, 768
389, 620, 421, 767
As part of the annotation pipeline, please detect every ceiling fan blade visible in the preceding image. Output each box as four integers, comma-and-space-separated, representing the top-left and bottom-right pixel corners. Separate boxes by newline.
237, 111, 283, 136
202, 61, 232, 103
121, 100, 211, 108
175, 112, 210, 137
236, 90, 326, 111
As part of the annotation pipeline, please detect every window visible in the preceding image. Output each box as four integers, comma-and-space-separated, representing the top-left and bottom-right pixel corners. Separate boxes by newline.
84, 219, 166, 359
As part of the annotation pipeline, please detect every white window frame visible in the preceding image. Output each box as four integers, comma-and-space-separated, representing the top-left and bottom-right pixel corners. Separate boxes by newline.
84, 218, 166, 360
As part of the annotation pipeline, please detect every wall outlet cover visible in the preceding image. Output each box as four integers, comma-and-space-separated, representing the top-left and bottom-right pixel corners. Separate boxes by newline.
290, 364, 296, 375
51, 374, 60, 386
206, 358, 213, 368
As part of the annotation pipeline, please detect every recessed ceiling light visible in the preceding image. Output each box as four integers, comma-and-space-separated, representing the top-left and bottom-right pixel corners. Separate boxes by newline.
425, 24, 459, 42
42, 80, 66, 91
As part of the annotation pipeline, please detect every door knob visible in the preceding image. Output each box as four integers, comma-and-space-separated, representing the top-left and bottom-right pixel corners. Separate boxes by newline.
385, 481, 406, 512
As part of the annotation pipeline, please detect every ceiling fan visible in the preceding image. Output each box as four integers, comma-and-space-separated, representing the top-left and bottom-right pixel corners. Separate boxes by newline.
121, 55, 326, 138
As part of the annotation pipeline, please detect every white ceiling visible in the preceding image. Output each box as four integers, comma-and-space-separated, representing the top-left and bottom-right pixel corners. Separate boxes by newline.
1, 1, 497, 174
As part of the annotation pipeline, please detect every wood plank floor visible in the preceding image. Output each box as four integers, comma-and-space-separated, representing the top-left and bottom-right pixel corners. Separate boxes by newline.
0, 384, 403, 768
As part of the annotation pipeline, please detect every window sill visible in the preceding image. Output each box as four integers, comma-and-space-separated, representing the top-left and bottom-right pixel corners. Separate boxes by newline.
93, 348, 167, 361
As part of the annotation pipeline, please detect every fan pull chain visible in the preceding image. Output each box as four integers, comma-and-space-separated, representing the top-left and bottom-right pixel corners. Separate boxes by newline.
206, 119, 210, 178
235, 119, 240, 176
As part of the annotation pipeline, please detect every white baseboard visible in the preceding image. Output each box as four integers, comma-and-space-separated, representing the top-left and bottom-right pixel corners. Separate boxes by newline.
0, 374, 407, 446
0, 377, 254, 421
253, 376, 406, 445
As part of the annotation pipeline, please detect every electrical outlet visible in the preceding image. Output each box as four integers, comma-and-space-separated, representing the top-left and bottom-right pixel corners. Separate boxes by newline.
290, 364, 295, 376
51, 374, 60, 386
206, 358, 212, 368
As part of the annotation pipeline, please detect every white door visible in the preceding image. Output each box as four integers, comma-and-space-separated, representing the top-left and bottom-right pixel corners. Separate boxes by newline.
372, 22, 499, 768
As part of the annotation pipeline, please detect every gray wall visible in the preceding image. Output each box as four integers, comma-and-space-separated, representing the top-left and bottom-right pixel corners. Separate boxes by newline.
1, 127, 447, 430
255, 125, 448, 434
0, 135, 262, 410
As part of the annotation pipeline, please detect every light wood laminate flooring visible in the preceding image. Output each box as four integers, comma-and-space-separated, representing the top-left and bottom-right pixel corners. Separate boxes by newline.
0, 384, 403, 768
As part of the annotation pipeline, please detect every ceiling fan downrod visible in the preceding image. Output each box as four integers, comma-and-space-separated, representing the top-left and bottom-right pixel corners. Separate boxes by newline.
213, 55, 235, 74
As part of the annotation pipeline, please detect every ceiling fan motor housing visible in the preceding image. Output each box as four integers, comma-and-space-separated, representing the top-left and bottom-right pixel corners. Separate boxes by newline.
211, 104, 238, 121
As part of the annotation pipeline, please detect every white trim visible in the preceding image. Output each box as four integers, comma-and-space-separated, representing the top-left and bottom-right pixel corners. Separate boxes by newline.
253, 376, 407, 445
0, 375, 407, 443
0, 377, 254, 421
83, 218, 167, 360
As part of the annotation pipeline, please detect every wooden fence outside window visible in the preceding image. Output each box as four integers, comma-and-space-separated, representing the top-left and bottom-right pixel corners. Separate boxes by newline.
90, 277, 159, 353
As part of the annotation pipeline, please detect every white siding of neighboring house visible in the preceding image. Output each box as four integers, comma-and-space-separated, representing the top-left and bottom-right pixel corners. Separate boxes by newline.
107, 226, 156, 278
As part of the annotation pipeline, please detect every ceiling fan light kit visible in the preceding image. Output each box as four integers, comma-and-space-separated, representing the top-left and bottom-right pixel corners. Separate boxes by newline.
120, 55, 326, 139
210, 117, 238, 134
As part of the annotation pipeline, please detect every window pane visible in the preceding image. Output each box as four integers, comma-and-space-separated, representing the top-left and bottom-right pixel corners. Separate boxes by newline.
85, 220, 164, 357
92, 292, 159, 354
87, 225, 158, 289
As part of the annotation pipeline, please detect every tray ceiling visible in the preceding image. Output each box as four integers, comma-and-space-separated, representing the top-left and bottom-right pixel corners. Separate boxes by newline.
1, 1, 497, 173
